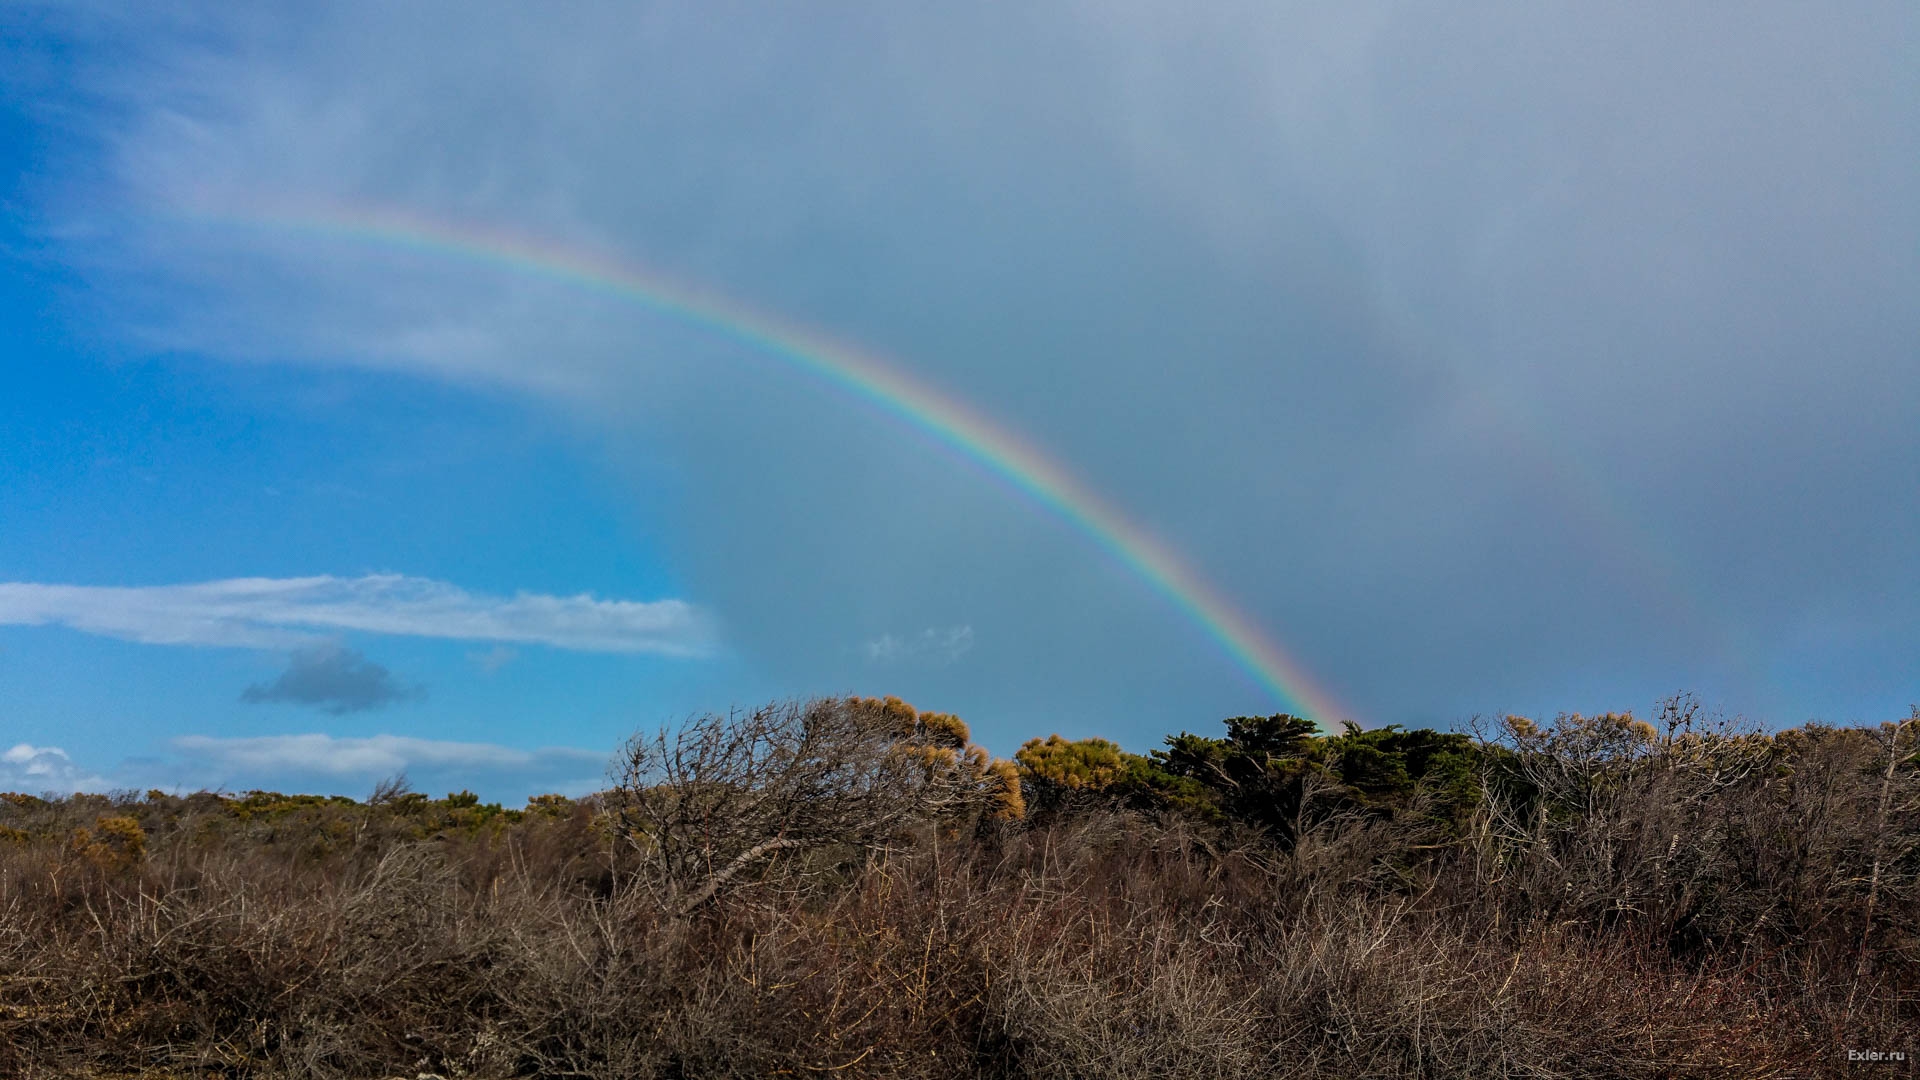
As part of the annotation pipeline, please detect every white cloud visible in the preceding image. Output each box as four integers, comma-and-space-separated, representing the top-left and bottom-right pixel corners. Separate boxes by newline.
864, 625, 974, 665
1, 736, 610, 801
0, 744, 112, 795
170, 733, 607, 778
0, 574, 715, 656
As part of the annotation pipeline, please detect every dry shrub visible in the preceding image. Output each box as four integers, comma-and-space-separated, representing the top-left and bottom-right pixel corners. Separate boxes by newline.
0, 699, 1914, 1078
611, 697, 1019, 913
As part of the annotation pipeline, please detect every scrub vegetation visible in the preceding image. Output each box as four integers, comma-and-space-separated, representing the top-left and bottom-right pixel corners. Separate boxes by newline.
2, 694, 1915, 1079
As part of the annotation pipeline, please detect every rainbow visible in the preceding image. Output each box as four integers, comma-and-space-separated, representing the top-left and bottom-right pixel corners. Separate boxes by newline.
185, 204, 1358, 726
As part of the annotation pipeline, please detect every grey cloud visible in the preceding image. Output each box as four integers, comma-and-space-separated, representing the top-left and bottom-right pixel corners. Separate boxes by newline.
241, 645, 422, 714
12, 3, 1917, 739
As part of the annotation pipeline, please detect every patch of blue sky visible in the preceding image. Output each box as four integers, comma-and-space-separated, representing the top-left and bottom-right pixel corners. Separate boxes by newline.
0, 249, 715, 787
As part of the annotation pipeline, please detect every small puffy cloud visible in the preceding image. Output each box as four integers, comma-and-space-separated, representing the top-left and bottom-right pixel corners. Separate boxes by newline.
241, 645, 422, 714
468, 644, 518, 673
0, 744, 111, 795
0, 574, 715, 656
864, 625, 974, 665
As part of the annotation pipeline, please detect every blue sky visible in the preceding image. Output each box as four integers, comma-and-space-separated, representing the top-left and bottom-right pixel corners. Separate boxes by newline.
2, 3, 1916, 800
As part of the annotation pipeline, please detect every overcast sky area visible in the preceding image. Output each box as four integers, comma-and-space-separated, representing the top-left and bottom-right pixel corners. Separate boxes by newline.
1, 3, 1915, 800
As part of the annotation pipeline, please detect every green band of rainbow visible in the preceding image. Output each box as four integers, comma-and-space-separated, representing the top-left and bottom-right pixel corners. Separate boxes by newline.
186, 205, 1356, 726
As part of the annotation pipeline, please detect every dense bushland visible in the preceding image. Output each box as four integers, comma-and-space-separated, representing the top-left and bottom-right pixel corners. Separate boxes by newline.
1, 694, 1914, 1078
